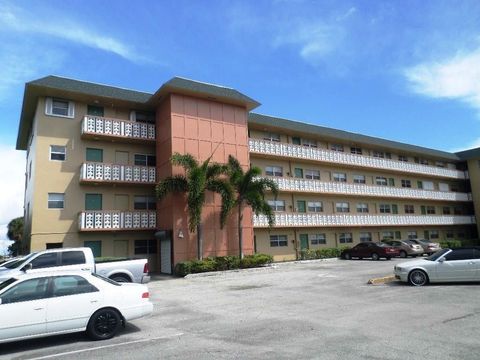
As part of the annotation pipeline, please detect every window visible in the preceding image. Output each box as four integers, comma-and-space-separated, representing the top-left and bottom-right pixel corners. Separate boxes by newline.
443, 206, 451, 215
435, 161, 445, 168
353, 175, 366, 184
336, 202, 350, 213
404, 205, 415, 214
407, 231, 417, 240
270, 235, 288, 247
294, 168, 303, 178
415, 157, 429, 165
268, 200, 285, 212
31, 253, 58, 269
85, 194, 102, 211
401, 180, 411, 188
305, 169, 320, 180
302, 139, 317, 148
86, 148, 103, 162
445, 249, 475, 261
52, 275, 98, 297
265, 166, 283, 177
134, 196, 157, 210
426, 206, 436, 214
359, 232, 372, 242
454, 206, 463, 215
60, 251, 86, 266
398, 155, 408, 162
388, 178, 395, 186
264, 132, 280, 142
438, 183, 449, 192
307, 201, 323, 212
131, 110, 155, 123
339, 233, 353, 243
0, 278, 49, 304
350, 147, 362, 155
292, 137, 301, 145
330, 144, 344, 152
134, 240, 158, 255
45, 97, 74, 118
296, 200, 306, 213
372, 151, 385, 158
134, 154, 156, 166
379, 204, 391, 213
381, 231, 394, 240
50, 145, 66, 161
333, 173, 347, 182
310, 234, 326, 245
356, 203, 369, 213
87, 105, 104, 117
375, 177, 387, 186
48, 193, 64, 209
446, 231, 454, 239
422, 181, 434, 190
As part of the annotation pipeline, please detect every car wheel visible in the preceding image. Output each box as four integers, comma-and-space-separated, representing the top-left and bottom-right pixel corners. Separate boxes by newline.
386, 257, 392, 260
344, 253, 351, 260
371, 253, 379, 261
399, 251, 407, 258
408, 269, 429, 287
110, 275, 131, 283
87, 308, 122, 340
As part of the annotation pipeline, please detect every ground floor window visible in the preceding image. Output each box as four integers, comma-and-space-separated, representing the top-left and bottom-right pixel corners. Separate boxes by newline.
270, 235, 288, 247
339, 233, 353, 243
134, 240, 158, 255
429, 230, 439, 239
407, 231, 417, 239
381, 231, 394, 240
359, 232, 372, 242
310, 234, 326, 245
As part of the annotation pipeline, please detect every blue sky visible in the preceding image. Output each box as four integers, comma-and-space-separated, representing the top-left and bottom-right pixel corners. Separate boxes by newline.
0, 0, 479, 248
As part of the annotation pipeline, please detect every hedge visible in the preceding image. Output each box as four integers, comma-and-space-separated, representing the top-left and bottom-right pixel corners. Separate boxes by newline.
299, 247, 350, 260
174, 254, 273, 277
439, 239, 479, 249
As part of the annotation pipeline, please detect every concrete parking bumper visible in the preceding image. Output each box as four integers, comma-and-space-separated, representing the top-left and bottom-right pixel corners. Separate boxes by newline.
367, 274, 396, 285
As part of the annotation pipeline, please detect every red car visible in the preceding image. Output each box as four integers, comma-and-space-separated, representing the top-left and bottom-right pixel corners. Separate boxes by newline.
341, 242, 400, 260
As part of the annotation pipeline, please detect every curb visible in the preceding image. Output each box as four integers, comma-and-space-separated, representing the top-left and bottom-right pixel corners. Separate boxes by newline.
367, 275, 396, 285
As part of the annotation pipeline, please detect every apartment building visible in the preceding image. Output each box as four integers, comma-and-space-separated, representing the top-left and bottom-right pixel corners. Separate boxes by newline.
16, 76, 478, 271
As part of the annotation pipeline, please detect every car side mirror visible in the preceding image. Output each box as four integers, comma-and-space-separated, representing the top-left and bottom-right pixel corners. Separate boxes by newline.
438, 258, 445, 263
22, 263, 32, 272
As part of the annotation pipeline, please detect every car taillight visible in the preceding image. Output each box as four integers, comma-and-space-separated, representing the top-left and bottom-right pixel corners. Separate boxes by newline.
142, 292, 149, 299
143, 263, 149, 274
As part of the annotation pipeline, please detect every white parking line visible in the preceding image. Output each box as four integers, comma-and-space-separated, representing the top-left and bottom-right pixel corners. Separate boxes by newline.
28, 333, 184, 360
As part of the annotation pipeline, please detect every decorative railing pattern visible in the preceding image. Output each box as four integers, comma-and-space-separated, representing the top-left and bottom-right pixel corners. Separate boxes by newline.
249, 139, 465, 179
78, 211, 156, 231
253, 214, 476, 228
80, 163, 156, 184
82, 116, 155, 141
268, 177, 472, 202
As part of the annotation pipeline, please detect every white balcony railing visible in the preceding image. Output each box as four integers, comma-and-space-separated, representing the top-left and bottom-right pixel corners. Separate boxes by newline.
268, 177, 472, 202
253, 214, 476, 228
81, 116, 155, 141
78, 211, 156, 231
249, 139, 465, 179
80, 163, 156, 184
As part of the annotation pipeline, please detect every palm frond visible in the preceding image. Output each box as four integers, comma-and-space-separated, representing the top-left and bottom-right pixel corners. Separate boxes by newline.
207, 179, 234, 228
171, 153, 198, 170
156, 175, 188, 200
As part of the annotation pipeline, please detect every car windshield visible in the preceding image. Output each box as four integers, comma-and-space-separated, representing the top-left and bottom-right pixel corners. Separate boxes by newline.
92, 273, 121, 286
375, 242, 389, 247
2, 253, 35, 269
426, 249, 449, 261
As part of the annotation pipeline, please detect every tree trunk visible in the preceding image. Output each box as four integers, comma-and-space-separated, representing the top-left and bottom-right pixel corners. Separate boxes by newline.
197, 223, 203, 260
238, 203, 244, 259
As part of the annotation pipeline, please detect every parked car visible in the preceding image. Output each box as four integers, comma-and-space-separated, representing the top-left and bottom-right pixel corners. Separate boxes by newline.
341, 242, 400, 260
0, 248, 150, 284
408, 239, 441, 255
394, 247, 480, 286
0, 271, 153, 344
381, 240, 423, 258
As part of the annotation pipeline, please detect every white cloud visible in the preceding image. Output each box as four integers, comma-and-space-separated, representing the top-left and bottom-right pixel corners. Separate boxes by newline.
0, 3, 145, 64
0, 145, 25, 226
404, 48, 480, 111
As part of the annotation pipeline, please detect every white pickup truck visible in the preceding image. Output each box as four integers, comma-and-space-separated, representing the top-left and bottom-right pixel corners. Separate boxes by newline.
0, 247, 150, 284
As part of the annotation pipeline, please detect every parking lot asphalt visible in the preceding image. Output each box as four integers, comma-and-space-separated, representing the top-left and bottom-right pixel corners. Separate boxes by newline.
2, 258, 480, 360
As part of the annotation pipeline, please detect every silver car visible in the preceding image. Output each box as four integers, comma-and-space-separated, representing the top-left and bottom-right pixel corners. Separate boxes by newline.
381, 240, 423, 258
408, 239, 441, 255
394, 247, 480, 286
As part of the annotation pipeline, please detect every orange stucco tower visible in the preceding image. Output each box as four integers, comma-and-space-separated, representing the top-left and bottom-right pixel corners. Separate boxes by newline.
151, 78, 260, 266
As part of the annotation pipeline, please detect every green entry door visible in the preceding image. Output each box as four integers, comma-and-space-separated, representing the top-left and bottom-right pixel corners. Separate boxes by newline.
300, 234, 309, 250
297, 200, 306, 213
84, 241, 102, 258
85, 194, 102, 210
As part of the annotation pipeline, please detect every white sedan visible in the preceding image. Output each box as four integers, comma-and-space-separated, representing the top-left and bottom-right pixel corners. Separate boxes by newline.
394, 247, 480, 286
0, 271, 153, 344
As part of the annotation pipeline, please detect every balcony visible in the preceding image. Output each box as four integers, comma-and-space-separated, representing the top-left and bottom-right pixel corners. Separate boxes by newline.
81, 116, 155, 142
268, 177, 473, 202
249, 139, 466, 179
80, 163, 156, 185
253, 214, 476, 228
78, 211, 156, 231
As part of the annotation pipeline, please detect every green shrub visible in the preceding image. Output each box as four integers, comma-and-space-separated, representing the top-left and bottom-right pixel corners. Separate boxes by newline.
190, 258, 217, 273
439, 239, 462, 249
300, 247, 349, 260
215, 256, 240, 270
240, 254, 272, 268
174, 261, 192, 277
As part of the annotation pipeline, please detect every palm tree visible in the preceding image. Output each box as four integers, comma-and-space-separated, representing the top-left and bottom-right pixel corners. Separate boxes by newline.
7, 217, 24, 256
156, 153, 233, 260
227, 155, 279, 259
